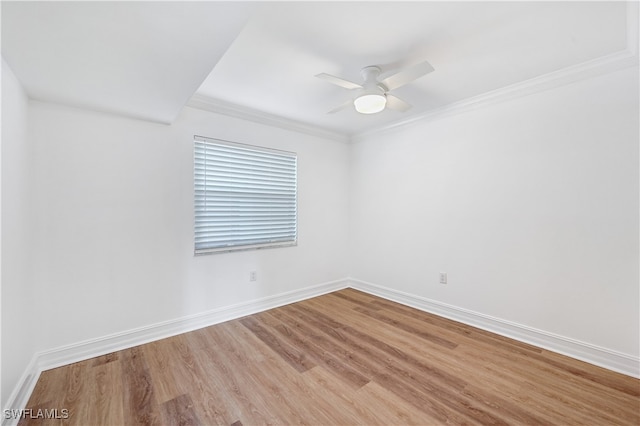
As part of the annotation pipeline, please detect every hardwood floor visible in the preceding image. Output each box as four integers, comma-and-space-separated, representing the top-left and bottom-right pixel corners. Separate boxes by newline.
21, 289, 640, 425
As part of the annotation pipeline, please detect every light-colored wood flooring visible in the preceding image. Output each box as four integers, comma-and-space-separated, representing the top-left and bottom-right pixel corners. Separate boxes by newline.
21, 289, 639, 425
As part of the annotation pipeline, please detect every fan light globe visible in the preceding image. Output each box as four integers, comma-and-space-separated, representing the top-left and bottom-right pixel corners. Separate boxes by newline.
354, 94, 386, 114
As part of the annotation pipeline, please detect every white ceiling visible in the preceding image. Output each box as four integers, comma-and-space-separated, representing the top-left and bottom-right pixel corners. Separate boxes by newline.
2, 1, 635, 136
1, 1, 252, 123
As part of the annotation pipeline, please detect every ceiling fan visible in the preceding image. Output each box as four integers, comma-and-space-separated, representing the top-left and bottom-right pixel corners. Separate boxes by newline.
316, 60, 434, 115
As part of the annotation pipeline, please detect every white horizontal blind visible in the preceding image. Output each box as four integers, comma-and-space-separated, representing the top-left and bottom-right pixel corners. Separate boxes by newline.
194, 136, 297, 254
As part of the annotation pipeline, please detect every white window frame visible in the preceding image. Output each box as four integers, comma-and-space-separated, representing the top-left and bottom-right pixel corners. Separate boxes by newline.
194, 136, 298, 255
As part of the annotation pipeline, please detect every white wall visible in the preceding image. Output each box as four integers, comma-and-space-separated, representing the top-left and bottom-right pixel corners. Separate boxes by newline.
26, 101, 350, 352
3, 58, 638, 406
350, 66, 639, 357
1, 59, 34, 407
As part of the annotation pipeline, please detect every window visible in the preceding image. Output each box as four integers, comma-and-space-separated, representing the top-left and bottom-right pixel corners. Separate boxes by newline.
194, 136, 297, 254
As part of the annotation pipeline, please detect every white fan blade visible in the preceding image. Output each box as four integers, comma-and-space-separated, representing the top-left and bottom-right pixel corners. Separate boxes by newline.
316, 73, 362, 90
327, 99, 353, 114
385, 94, 411, 112
381, 60, 434, 91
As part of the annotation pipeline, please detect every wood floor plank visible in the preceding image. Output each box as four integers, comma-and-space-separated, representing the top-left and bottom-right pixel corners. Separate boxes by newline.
364, 297, 640, 424
305, 291, 469, 358
366, 295, 544, 354
219, 322, 364, 425
280, 303, 489, 424
161, 394, 201, 426
193, 331, 268, 425
287, 301, 469, 393
263, 309, 371, 390
120, 346, 161, 426
239, 315, 315, 373
352, 381, 442, 425
20, 289, 640, 425
91, 352, 119, 367
142, 339, 183, 405
213, 322, 307, 424
200, 323, 292, 425
19, 366, 69, 426
52, 359, 90, 425
301, 365, 423, 425
458, 341, 640, 423
86, 360, 124, 426
186, 347, 240, 425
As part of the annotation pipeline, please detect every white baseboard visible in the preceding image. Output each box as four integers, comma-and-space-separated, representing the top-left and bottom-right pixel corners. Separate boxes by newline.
348, 278, 640, 379
1, 357, 40, 426
34, 278, 348, 372
4, 275, 637, 426
1, 278, 349, 425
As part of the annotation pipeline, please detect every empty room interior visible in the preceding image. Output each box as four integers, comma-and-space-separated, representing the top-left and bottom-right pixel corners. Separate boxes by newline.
1, 1, 639, 425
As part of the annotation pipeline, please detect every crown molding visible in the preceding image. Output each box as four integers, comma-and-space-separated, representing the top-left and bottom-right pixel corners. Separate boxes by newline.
191, 44, 637, 145
351, 48, 639, 142
351, 3, 639, 142
187, 94, 349, 143
189, 3, 638, 144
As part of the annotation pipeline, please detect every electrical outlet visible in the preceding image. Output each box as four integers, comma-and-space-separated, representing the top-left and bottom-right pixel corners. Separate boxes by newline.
439, 272, 447, 285
249, 271, 257, 282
